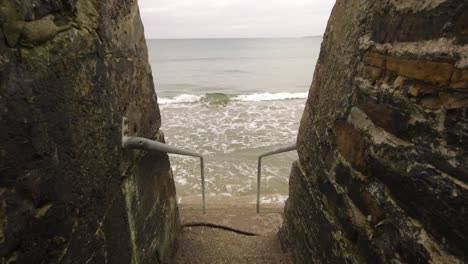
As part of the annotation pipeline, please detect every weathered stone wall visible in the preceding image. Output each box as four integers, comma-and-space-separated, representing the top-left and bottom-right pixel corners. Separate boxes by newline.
0, 0, 179, 263
280, 0, 467, 263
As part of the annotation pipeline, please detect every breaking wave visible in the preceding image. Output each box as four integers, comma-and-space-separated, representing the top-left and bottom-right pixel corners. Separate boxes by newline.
233, 92, 308, 102
158, 92, 308, 105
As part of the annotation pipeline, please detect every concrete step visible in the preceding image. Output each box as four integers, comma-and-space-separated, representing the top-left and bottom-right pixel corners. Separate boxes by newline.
172, 205, 291, 264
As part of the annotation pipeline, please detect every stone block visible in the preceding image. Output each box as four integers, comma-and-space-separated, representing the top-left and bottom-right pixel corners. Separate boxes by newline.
334, 121, 367, 171
421, 96, 443, 110
451, 69, 468, 89
408, 83, 437, 97
359, 103, 409, 137
280, 161, 365, 263
439, 92, 468, 110
363, 52, 387, 68
361, 65, 383, 81
451, 69, 468, 82
393, 76, 406, 88
372, 2, 465, 43
360, 190, 386, 224
364, 53, 454, 85
367, 146, 468, 257
334, 163, 386, 225
386, 57, 454, 85
451, 81, 468, 89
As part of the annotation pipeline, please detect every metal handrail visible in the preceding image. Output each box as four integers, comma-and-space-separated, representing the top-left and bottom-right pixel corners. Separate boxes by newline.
121, 118, 205, 214
257, 144, 297, 213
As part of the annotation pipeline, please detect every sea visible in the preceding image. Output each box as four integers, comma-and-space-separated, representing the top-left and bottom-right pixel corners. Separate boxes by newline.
146, 38, 322, 205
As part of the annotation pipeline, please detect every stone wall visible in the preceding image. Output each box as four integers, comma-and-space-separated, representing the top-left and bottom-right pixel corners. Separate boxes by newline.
280, 0, 467, 263
0, 0, 179, 263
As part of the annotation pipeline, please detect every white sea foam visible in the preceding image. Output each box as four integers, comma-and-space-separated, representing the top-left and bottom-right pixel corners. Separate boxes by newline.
233, 92, 308, 102
158, 92, 308, 105
176, 177, 188, 185
161, 95, 303, 198
260, 195, 289, 204
158, 94, 203, 105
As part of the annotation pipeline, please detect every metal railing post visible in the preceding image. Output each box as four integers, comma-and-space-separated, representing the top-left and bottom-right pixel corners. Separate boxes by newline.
257, 144, 297, 213
200, 157, 206, 214
257, 156, 262, 214
122, 117, 206, 213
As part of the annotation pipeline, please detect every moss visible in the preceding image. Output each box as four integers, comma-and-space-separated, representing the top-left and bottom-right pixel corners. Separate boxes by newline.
76, 0, 99, 30
122, 177, 138, 264
20, 15, 77, 47
1, 0, 80, 48
18, 26, 94, 72
0, 0, 24, 47
0, 0, 23, 21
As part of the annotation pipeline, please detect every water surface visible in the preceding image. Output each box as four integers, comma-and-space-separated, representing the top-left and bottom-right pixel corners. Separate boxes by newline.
147, 38, 321, 204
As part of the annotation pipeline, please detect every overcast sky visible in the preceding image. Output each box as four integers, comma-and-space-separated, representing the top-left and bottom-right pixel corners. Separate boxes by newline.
138, 0, 336, 39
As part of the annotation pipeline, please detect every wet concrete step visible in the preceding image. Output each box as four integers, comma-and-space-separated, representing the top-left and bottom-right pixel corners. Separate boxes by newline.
172, 205, 291, 264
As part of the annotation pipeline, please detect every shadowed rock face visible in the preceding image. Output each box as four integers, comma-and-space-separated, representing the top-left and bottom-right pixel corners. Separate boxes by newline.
0, 0, 179, 263
280, 0, 467, 263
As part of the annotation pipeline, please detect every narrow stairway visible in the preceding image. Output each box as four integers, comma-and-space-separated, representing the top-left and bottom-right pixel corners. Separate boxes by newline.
173, 204, 291, 263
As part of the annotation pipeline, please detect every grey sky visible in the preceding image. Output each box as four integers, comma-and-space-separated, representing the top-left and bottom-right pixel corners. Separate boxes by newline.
138, 0, 336, 39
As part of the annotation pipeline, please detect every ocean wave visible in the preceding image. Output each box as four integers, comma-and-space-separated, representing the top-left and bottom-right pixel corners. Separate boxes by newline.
158, 94, 203, 104
233, 92, 308, 102
158, 92, 308, 105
